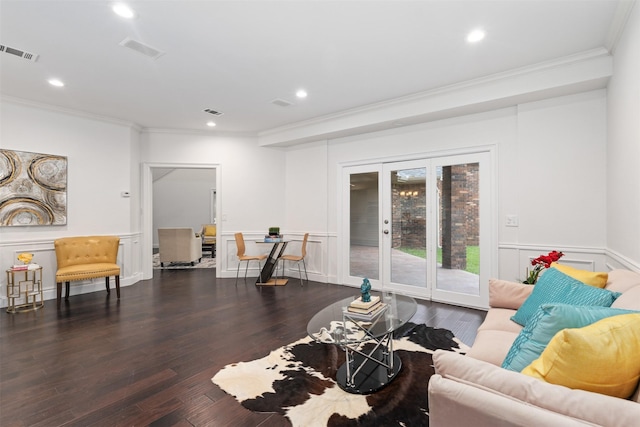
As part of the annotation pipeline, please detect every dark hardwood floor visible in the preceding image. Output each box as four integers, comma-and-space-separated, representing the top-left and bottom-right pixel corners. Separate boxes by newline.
0, 269, 486, 427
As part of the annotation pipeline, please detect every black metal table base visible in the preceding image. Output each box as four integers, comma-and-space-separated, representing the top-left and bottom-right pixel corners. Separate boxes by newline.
256, 241, 288, 285
336, 350, 402, 394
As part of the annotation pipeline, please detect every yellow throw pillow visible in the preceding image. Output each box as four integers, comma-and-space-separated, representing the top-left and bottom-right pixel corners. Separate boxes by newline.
521, 313, 640, 398
551, 262, 608, 288
204, 225, 216, 236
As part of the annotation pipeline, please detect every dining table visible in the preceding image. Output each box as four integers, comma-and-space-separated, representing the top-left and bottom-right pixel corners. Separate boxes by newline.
255, 240, 289, 285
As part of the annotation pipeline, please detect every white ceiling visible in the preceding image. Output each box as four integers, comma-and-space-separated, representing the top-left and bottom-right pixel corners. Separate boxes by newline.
0, 0, 630, 137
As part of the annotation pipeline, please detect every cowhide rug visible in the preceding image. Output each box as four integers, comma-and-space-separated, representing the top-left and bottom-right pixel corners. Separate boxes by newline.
212, 322, 469, 426
152, 252, 216, 269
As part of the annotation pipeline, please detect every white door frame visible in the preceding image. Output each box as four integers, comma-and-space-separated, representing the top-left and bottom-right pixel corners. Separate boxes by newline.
339, 147, 495, 309
141, 162, 221, 280
429, 151, 492, 308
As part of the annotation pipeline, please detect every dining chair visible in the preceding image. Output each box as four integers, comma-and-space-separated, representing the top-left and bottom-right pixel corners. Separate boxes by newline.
277, 233, 309, 286
235, 232, 267, 285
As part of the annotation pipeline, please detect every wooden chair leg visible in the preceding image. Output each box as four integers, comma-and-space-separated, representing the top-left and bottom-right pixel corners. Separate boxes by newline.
115, 275, 120, 299
65, 282, 70, 301
105, 276, 111, 294
57, 282, 62, 307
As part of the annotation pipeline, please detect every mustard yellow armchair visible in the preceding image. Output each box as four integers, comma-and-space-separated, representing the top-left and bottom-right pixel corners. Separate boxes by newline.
54, 236, 120, 307
201, 224, 216, 257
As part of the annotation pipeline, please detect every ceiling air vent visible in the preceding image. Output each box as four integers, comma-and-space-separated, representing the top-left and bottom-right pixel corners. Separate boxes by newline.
119, 37, 164, 60
271, 98, 293, 107
0, 44, 39, 62
203, 108, 224, 116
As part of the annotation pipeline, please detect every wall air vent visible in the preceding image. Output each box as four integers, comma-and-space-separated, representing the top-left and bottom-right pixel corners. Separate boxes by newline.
203, 108, 224, 116
271, 98, 293, 107
119, 37, 164, 60
0, 44, 39, 62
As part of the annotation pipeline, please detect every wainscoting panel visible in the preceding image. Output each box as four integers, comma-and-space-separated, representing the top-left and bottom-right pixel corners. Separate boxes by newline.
0, 234, 142, 308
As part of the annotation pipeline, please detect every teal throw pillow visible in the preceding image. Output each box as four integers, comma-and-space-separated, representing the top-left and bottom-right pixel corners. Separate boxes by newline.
502, 304, 636, 372
510, 267, 621, 326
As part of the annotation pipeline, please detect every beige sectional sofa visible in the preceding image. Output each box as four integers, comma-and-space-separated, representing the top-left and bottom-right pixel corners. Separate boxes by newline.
429, 269, 640, 426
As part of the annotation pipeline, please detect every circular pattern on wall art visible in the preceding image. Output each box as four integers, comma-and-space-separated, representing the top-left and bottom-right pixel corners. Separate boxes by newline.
29, 155, 67, 191
0, 197, 55, 225
0, 149, 20, 186
0, 149, 67, 226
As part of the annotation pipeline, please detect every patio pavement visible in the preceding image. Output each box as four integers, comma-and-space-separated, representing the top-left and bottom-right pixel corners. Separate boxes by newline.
349, 245, 480, 295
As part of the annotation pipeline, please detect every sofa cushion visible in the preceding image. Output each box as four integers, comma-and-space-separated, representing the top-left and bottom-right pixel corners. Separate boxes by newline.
465, 329, 520, 366
551, 262, 608, 288
477, 308, 523, 333
428, 375, 591, 427
502, 304, 635, 372
432, 350, 640, 427
522, 313, 640, 399
489, 279, 534, 309
612, 285, 640, 310
606, 269, 640, 293
511, 267, 620, 326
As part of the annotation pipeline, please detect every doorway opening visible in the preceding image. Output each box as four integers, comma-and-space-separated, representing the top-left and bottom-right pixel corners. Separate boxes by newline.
141, 163, 220, 280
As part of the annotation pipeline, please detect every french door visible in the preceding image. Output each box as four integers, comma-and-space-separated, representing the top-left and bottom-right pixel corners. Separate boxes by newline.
342, 152, 491, 308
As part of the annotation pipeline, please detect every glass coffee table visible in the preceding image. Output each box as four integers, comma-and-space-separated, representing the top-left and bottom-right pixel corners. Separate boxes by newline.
307, 292, 417, 394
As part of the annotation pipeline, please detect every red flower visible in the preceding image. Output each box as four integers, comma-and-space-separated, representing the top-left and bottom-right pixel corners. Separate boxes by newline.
524, 250, 564, 284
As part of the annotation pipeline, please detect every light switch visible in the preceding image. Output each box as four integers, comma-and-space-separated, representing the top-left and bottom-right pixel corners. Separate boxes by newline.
506, 215, 519, 227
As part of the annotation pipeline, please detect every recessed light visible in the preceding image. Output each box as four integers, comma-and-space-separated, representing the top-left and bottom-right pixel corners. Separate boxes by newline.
466, 29, 486, 43
48, 78, 64, 87
112, 3, 136, 19
206, 121, 216, 127
296, 89, 308, 99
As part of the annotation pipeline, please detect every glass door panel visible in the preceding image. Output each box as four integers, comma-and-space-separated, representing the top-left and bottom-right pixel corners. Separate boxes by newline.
430, 153, 490, 308
342, 151, 491, 309
436, 163, 480, 294
382, 161, 427, 296
348, 169, 380, 282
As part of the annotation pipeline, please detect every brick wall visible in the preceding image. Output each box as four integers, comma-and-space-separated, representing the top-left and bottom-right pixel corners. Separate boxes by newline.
441, 164, 479, 269
390, 163, 479, 271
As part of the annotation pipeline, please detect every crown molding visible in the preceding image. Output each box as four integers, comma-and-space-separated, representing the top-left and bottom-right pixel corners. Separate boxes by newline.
1, 95, 142, 131
261, 48, 610, 140
142, 127, 257, 138
605, 0, 637, 53
0, 95, 260, 139
258, 48, 612, 147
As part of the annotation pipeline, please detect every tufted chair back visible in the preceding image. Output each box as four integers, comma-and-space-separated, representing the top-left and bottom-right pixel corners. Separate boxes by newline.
53, 235, 121, 307
54, 236, 120, 269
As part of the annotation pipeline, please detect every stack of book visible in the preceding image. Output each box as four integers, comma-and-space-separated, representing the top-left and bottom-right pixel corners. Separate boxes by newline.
11, 264, 40, 271
346, 295, 387, 320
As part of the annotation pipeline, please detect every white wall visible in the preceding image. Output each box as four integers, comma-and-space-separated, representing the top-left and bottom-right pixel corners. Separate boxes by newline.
140, 130, 287, 277
152, 168, 216, 247
515, 90, 607, 248
607, 2, 640, 268
283, 140, 329, 282
0, 100, 142, 304
283, 90, 609, 285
